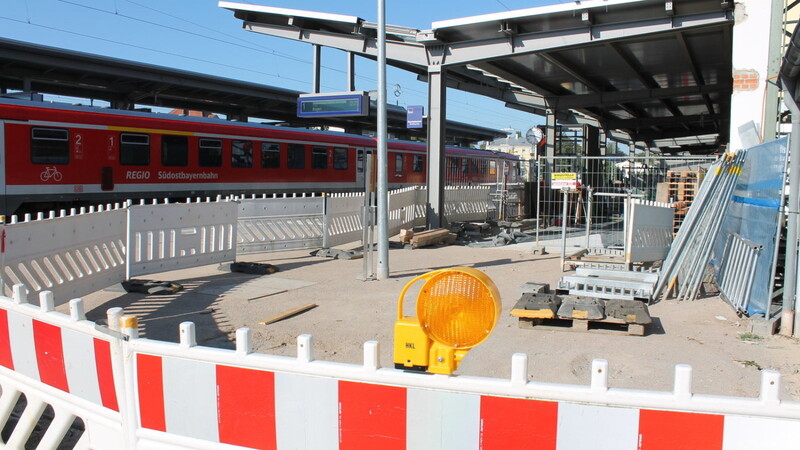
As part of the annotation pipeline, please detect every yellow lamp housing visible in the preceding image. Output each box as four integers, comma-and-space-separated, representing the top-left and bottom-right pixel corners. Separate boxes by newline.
393, 267, 501, 375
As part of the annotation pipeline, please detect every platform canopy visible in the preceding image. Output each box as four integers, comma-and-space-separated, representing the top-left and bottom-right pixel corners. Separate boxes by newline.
221, 0, 734, 154
0, 37, 503, 145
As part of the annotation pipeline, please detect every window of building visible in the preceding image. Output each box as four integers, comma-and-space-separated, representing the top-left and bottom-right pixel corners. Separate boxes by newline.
394, 154, 404, 172
232, 140, 253, 168
413, 155, 424, 173
198, 139, 222, 167
119, 133, 150, 166
312, 146, 328, 170
161, 135, 188, 166
261, 142, 280, 168
288, 144, 305, 169
31, 127, 69, 164
333, 147, 348, 170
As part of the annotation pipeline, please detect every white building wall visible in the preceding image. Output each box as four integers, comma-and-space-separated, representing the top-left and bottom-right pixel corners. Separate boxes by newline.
728, 0, 776, 151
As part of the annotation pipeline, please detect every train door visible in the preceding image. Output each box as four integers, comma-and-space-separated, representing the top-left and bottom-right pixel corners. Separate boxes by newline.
0, 120, 6, 216
356, 148, 375, 190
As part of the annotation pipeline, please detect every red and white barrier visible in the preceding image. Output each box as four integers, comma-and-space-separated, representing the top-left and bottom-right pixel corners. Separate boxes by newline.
0, 288, 799, 449
120, 325, 800, 450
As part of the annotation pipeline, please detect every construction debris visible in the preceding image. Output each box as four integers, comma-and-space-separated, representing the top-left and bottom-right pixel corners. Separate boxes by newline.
410, 228, 457, 248
231, 262, 280, 275
122, 279, 183, 295
653, 152, 746, 301
312, 248, 363, 260
557, 295, 605, 320
512, 278, 652, 336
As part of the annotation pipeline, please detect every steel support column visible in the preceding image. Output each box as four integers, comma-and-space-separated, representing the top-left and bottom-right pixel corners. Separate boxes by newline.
312, 44, 321, 94
545, 109, 556, 175
426, 68, 447, 229
376, 0, 389, 279
346, 51, 356, 92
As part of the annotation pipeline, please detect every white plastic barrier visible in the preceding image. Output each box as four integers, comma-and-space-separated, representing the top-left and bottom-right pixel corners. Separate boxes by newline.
237, 195, 323, 254
0, 288, 799, 449
444, 186, 493, 223
126, 201, 237, 279
1, 207, 126, 304
325, 192, 366, 247
626, 199, 675, 264
388, 187, 425, 236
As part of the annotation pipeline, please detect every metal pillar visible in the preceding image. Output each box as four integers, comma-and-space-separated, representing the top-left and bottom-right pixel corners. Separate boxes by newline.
346, 51, 356, 92
426, 68, 447, 229
545, 109, 556, 160
376, 0, 389, 280
762, 0, 784, 143
311, 44, 321, 94
781, 85, 800, 335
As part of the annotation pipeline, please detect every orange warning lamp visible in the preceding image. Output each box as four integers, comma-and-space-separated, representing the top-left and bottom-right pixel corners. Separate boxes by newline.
393, 267, 501, 375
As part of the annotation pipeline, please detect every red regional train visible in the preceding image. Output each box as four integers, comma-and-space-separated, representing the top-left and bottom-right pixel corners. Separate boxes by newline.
0, 98, 521, 216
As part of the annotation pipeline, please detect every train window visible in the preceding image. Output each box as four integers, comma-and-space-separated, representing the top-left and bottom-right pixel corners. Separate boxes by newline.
312, 146, 328, 170
261, 142, 280, 168
120, 133, 150, 166
232, 140, 254, 168
489, 160, 497, 175
333, 147, 348, 170
448, 157, 458, 174
288, 144, 305, 169
198, 139, 222, 167
394, 154, 404, 172
31, 127, 69, 164
413, 155, 424, 173
461, 158, 469, 174
161, 135, 188, 166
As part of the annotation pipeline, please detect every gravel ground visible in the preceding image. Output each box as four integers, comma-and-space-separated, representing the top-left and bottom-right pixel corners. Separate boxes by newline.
70, 240, 800, 401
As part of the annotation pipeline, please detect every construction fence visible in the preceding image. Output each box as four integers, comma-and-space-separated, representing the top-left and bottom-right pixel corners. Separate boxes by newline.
0, 186, 494, 304
535, 156, 715, 257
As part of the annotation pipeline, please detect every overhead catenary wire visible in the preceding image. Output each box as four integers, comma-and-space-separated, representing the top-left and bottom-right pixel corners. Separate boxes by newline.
36, 0, 534, 129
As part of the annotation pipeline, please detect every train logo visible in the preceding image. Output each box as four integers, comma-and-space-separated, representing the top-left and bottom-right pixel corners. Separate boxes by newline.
39, 166, 63, 182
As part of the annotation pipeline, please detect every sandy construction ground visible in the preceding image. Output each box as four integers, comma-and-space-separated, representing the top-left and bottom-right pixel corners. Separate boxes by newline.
71, 241, 800, 401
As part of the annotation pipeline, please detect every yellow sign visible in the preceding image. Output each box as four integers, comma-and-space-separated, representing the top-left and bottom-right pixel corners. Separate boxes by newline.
551, 172, 577, 180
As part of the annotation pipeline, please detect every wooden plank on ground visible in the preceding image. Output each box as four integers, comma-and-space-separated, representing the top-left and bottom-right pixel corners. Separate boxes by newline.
259, 303, 318, 325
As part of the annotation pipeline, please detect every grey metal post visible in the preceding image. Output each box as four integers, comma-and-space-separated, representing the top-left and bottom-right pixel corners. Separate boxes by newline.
535, 158, 541, 243
560, 189, 568, 271
426, 68, 447, 229
545, 110, 556, 162
782, 87, 800, 335
346, 51, 356, 92
311, 45, 321, 94
322, 194, 329, 250
376, 0, 389, 280
585, 186, 593, 249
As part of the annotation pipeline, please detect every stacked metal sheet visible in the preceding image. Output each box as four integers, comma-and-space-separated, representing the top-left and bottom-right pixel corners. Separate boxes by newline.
653, 152, 746, 301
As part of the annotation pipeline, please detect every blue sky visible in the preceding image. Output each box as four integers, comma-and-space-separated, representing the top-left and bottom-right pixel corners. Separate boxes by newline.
0, 0, 569, 133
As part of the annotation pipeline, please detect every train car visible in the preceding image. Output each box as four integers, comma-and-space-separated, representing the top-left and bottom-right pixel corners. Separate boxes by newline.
0, 98, 520, 216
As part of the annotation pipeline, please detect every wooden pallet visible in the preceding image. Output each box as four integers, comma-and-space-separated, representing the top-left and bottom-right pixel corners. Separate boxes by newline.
517, 316, 646, 336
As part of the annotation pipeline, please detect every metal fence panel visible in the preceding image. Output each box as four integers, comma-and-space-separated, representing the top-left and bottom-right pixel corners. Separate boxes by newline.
626, 199, 674, 264
2, 208, 126, 303
444, 186, 493, 223
237, 196, 323, 254
537, 156, 713, 254
126, 201, 237, 278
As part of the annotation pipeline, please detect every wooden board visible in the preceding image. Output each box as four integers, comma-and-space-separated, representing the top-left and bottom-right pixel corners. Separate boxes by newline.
259, 303, 318, 325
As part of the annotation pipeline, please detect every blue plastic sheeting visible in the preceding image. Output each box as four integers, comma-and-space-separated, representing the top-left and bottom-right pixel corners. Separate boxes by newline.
712, 137, 788, 315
